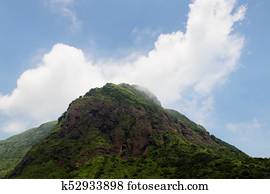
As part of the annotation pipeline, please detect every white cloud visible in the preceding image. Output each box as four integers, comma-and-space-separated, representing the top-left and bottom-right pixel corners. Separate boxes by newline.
0, 0, 246, 134
178, 95, 214, 125
226, 118, 263, 144
46, 0, 81, 31
225, 118, 270, 157
132, 27, 162, 46
226, 118, 262, 133
0, 120, 27, 134
0, 44, 105, 122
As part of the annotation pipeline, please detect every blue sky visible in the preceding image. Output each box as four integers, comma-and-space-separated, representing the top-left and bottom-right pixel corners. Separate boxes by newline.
0, 0, 269, 157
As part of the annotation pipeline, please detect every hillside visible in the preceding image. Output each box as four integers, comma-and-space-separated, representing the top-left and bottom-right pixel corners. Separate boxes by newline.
8, 83, 270, 178
0, 121, 56, 177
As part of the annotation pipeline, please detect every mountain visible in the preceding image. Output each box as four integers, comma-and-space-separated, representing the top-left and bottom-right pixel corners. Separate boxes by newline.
0, 121, 56, 178
7, 83, 270, 178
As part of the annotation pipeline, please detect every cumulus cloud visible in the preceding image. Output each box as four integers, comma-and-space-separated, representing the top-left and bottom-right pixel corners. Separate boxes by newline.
0, 45, 105, 122
0, 0, 246, 134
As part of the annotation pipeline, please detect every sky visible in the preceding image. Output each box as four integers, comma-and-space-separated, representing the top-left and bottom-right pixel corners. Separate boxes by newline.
0, 0, 269, 157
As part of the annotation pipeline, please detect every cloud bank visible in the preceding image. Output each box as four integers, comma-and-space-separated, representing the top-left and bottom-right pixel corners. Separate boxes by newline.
0, 0, 246, 134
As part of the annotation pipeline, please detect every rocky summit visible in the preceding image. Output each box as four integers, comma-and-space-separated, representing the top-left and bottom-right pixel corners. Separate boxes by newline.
7, 83, 270, 178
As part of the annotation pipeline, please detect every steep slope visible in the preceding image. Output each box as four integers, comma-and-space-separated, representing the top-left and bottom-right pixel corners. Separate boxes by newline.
9, 83, 270, 178
0, 121, 56, 178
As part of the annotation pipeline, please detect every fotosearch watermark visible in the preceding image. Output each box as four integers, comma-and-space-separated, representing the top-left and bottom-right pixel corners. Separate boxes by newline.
60, 180, 209, 191
126, 180, 208, 191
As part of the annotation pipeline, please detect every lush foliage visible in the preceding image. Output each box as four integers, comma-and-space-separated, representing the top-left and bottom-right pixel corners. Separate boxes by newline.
0, 121, 56, 178
6, 83, 270, 178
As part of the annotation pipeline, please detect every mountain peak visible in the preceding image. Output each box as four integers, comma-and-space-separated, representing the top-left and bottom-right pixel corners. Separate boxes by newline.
8, 83, 270, 178
84, 83, 161, 107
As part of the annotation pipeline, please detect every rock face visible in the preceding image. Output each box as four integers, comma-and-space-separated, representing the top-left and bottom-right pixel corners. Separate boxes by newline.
9, 83, 270, 178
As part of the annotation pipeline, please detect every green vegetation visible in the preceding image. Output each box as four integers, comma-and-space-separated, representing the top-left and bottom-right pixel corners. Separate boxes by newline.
0, 121, 56, 178
165, 109, 207, 132
4, 83, 270, 178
